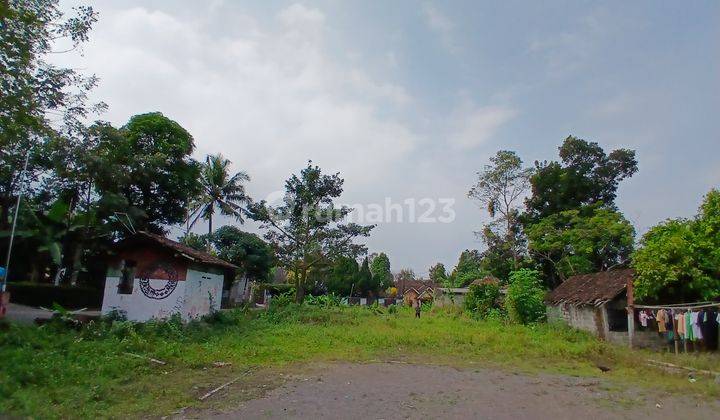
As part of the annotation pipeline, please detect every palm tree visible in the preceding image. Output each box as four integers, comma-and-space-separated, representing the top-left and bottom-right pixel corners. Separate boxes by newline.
187, 154, 251, 237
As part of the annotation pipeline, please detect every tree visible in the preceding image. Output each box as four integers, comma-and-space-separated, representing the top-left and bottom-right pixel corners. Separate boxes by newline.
179, 232, 208, 252
477, 221, 526, 282
369, 252, 393, 291
188, 154, 251, 237
396, 268, 416, 283
505, 269, 546, 324
249, 162, 374, 302
428, 262, 448, 284
1, 1, 103, 230
103, 113, 201, 232
356, 257, 377, 297
325, 256, 358, 297
469, 151, 532, 267
632, 189, 720, 302
211, 226, 274, 281
525, 136, 637, 221
449, 249, 485, 287
526, 204, 635, 286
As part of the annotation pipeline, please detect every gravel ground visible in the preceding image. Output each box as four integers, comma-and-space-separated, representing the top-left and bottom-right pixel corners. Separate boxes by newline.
189, 362, 718, 420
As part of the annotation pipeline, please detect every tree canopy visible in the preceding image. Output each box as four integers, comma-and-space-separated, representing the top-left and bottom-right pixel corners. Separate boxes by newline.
525, 136, 637, 221
249, 162, 374, 302
188, 154, 250, 236
428, 262, 448, 284
370, 252, 393, 291
632, 189, 720, 302
526, 204, 635, 286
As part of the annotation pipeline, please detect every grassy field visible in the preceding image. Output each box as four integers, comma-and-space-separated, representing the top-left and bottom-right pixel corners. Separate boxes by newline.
1, 304, 718, 418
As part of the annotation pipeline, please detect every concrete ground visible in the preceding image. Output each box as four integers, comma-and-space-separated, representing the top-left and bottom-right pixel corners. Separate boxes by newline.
190, 362, 718, 420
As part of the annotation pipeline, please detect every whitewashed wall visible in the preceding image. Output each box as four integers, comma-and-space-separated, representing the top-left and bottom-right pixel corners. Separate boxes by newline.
182, 268, 223, 319
102, 277, 187, 322
101, 266, 224, 322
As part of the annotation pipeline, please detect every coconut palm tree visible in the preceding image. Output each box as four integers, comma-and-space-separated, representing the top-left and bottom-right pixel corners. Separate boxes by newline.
187, 154, 251, 237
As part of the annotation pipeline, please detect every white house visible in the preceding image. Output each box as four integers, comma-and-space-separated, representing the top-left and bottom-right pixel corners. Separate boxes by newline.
101, 232, 237, 322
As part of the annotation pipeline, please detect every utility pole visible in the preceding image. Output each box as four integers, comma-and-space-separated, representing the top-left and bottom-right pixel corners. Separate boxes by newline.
1, 151, 30, 313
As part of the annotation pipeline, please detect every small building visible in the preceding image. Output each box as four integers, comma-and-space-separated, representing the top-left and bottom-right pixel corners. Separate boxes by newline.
102, 232, 237, 322
396, 279, 439, 305
545, 269, 632, 343
435, 276, 504, 307
435, 287, 469, 307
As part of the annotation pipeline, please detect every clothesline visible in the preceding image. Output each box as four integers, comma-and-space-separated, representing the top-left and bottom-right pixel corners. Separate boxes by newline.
632, 302, 720, 311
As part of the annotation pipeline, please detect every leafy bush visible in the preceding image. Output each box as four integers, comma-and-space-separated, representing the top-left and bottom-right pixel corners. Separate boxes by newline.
504, 269, 546, 324
463, 280, 501, 317
269, 290, 296, 310
304, 294, 346, 307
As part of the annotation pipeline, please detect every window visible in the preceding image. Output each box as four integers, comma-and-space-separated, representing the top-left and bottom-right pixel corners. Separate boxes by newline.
118, 260, 137, 294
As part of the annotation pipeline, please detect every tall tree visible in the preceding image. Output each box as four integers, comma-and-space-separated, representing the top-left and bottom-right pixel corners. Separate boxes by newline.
356, 256, 376, 297
469, 151, 532, 267
369, 252, 393, 291
249, 162, 374, 302
449, 249, 485, 287
428, 262, 448, 284
526, 204, 635, 286
189, 154, 251, 236
396, 268, 416, 283
0, 1, 104, 229
632, 189, 720, 302
101, 113, 201, 232
525, 136, 637, 220
210, 226, 273, 281
325, 256, 358, 297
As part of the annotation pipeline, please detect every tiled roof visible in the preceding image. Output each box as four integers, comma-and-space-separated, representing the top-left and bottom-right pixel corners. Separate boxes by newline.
122, 231, 238, 270
395, 279, 440, 295
545, 269, 633, 306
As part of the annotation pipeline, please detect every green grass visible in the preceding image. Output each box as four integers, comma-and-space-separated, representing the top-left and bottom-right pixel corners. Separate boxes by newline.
1, 304, 718, 418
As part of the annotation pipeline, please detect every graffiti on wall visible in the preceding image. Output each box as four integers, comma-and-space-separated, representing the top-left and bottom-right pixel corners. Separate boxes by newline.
138, 263, 179, 300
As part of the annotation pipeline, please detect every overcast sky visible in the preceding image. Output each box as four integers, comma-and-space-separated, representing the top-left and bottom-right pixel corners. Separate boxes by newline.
57, 1, 720, 276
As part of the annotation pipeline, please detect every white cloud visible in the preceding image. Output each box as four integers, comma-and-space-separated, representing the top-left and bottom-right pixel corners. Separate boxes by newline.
63, 3, 417, 195
421, 3, 459, 53
449, 104, 518, 149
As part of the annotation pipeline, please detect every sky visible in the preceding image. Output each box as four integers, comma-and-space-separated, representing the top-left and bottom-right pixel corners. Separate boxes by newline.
56, 0, 720, 276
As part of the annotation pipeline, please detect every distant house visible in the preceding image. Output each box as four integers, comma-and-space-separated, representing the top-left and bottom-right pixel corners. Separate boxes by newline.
101, 232, 237, 322
436, 276, 504, 307
436, 276, 503, 307
545, 269, 632, 343
396, 279, 439, 305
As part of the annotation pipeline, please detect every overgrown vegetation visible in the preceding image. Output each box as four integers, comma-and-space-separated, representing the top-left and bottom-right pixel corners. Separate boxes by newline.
1, 306, 718, 418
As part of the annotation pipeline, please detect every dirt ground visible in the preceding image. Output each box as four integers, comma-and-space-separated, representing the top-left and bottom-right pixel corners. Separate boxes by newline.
185, 362, 718, 420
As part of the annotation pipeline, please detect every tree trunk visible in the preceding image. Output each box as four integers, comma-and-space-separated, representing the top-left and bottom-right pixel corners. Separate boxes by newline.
69, 244, 83, 286
295, 268, 306, 303
206, 212, 213, 251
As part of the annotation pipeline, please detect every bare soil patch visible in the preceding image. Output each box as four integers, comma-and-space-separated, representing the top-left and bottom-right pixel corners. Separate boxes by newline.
184, 362, 717, 419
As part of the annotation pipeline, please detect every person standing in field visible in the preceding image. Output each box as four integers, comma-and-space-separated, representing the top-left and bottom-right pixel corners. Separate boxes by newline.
413, 298, 421, 318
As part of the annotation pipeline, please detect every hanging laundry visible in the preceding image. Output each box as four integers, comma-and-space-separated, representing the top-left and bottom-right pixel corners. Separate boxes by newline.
691, 311, 703, 341
676, 312, 685, 338
685, 311, 694, 341
657, 309, 668, 333
639, 311, 648, 327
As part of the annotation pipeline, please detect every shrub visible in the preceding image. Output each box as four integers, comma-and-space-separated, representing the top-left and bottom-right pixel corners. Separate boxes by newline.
269, 290, 295, 310
464, 280, 501, 317
304, 294, 345, 307
505, 269, 546, 324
